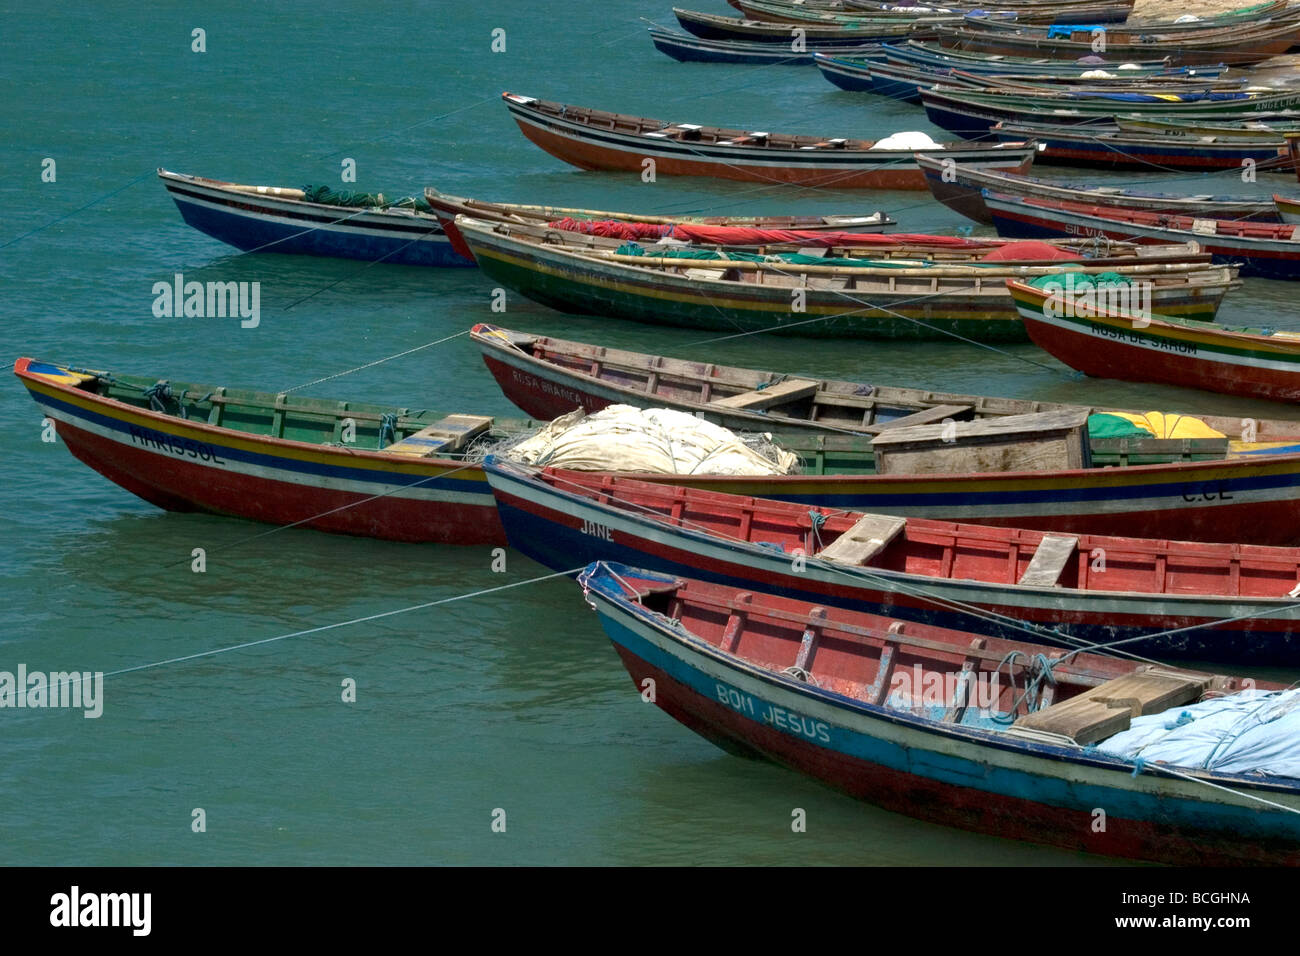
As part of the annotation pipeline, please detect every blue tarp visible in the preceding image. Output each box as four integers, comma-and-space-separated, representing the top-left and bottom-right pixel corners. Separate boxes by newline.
1047, 24, 1103, 38
1096, 688, 1300, 779
1062, 90, 1250, 103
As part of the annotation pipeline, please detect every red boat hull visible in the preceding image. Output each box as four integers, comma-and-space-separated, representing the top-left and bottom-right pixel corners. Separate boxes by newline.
1023, 313, 1300, 402
510, 115, 1032, 190
55, 419, 505, 545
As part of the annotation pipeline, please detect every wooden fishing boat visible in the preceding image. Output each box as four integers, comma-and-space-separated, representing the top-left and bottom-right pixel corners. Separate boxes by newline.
921, 84, 1300, 139
821, 58, 1252, 103
649, 26, 885, 63
934, 16, 1300, 65
12, 358, 536, 545
1011, 277, 1300, 403
1276, 193, 1300, 223
30, 353, 1300, 550
734, 0, 1136, 24
985, 191, 1300, 280
452, 213, 1219, 266
1116, 115, 1300, 140
489, 460, 1300, 663
581, 562, 1300, 864
883, 38, 1224, 77
156, 169, 472, 268
455, 215, 1237, 342
814, 56, 967, 98
990, 120, 1297, 171
956, 0, 1296, 35
917, 154, 1282, 224
673, 7, 941, 43
423, 187, 897, 262
500, 92, 1037, 190
469, 322, 1300, 443
810, 0, 1142, 15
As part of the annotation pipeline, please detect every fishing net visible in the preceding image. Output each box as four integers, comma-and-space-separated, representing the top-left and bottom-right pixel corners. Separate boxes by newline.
1026, 271, 1132, 290
300, 185, 433, 212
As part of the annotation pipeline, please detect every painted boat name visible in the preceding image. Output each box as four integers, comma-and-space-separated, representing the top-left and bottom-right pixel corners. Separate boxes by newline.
128, 424, 226, 463
510, 368, 585, 405
1093, 321, 1197, 354
716, 682, 831, 743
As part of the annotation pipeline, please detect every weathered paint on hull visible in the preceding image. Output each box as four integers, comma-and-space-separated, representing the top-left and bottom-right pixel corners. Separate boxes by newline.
482, 353, 623, 422
938, 27, 1300, 65
988, 199, 1300, 281
464, 232, 1228, 342
1006, 138, 1292, 173
627, 464, 1300, 546
163, 181, 473, 267
19, 373, 503, 545
592, 592, 1300, 865
473, 242, 1035, 341
1015, 290, 1300, 403
921, 166, 1280, 226
512, 118, 956, 189
489, 469, 1300, 663
504, 99, 1035, 190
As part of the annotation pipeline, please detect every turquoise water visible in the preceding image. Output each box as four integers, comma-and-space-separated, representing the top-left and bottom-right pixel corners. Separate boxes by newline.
3, 1, 1298, 865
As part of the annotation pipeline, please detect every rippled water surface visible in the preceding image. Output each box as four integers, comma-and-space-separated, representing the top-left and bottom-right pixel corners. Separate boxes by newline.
2, 0, 1295, 864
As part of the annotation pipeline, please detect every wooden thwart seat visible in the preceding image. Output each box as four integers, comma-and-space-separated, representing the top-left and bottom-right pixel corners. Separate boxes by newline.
1017, 534, 1079, 587
816, 513, 907, 567
383, 414, 493, 457
871, 403, 973, 433
709, 378, 819, 410
1013, 667, 1212, 746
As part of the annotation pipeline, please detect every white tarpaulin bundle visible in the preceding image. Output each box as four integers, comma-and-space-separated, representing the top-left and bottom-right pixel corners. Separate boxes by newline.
869, 131, 943, 151
503, 405, 800, 475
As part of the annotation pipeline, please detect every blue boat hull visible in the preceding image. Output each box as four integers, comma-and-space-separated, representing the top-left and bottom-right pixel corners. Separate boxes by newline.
171, 195, 471, 267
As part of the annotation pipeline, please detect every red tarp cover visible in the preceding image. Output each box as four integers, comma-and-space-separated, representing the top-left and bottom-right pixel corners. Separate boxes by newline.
979, 240, 1081, 262
547, 218, 990, 248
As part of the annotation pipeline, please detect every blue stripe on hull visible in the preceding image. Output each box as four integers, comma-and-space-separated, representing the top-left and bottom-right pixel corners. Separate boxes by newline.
596, 608, 1300, 842
172, 198, 473, 267
498, 501, 1300, 664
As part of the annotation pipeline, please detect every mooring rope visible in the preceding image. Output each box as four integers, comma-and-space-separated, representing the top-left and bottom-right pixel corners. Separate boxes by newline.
59, 566, 586, 688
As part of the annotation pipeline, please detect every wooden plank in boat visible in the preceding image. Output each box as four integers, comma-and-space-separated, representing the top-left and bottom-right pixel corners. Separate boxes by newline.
872, 408, 1090, 476
872, 403, 973, 432
1017, 534, 1079, 587
709, 378, 819, 410
384, 414, 493, 456
816, 513, 907, 566
1091, 436, 1229, 466
1013, 667, 1212, 745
